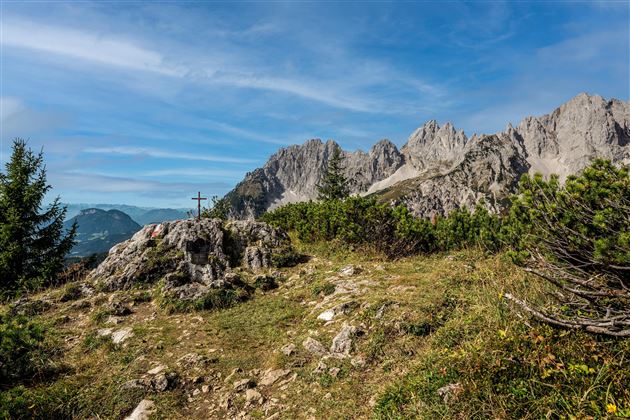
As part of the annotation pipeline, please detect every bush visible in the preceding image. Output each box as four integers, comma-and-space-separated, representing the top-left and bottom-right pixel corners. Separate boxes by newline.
503, 159, 630, 336
0, 382, 79, 419
261, 196, 501, 258
0, 314, 55, 386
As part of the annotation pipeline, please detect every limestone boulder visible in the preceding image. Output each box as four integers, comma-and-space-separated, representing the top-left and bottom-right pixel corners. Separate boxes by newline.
88, 219, 293, 304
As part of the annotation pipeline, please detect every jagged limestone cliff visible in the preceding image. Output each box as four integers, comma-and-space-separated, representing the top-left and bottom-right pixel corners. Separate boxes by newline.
224, 93, 630, 219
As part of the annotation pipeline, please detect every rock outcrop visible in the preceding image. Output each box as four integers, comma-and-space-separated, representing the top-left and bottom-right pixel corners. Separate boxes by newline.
223, 93, 630, 218
88, 219, 293, 304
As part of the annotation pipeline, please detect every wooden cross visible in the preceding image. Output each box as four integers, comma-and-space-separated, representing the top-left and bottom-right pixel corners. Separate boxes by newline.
191, 191, 207, 220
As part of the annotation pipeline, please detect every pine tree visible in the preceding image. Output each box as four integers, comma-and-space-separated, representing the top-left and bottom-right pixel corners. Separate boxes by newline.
317, 145, 349, 201
0, 139, 76, 297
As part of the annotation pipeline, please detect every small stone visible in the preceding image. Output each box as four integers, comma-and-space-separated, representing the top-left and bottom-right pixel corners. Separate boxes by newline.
201, 385, 210, 393
233, 378, 255, 392
111, 327, 134, 344
329, 367, 340, 378
437, 382, 463, 404
313, 360, 327, 374
281, 343, 296, 356
259, 368, 291, 386
121, 379, 147, 390
317, 309, 335, 322
97, 328, 113, 337
302, 337, 327, 356
147, 365, 167, 375
192, 388, 201, 396
351, 356, 366, 368
150, 372, 178, 392
339, 265, 360, 277
330, 323, 356, 356
245, 388, 262, 402
125, 399, 155, 420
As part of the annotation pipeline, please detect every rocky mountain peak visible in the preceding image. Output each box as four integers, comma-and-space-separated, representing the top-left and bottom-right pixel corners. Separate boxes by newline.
224, 94, 629, 219
401, 119, 468, 173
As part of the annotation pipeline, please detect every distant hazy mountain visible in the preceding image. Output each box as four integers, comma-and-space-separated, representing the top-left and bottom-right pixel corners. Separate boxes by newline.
64, 204, 190, 226
224, 93, 630, 219
64, 208, 142, 257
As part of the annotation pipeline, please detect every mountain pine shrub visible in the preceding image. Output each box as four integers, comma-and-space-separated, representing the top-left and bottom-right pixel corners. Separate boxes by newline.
503, 159, 630, 336
261, 196, 498, 257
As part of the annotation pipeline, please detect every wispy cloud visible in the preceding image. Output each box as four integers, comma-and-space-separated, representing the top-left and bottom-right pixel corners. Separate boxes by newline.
84, 146, 256, 164
1, 16, 439, 114
203, 120, 290, 145
51, 171, 229, 197
3, 19, 185, 76
141, 168, 245, 179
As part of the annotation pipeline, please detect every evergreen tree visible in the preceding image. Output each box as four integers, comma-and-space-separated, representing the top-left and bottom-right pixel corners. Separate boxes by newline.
202, 195, 231, 220
317, 146, 349, 201
0, 139, 76, 297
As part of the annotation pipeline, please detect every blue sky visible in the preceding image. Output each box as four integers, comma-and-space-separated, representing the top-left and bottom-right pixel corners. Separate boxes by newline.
0, 1, 628, 208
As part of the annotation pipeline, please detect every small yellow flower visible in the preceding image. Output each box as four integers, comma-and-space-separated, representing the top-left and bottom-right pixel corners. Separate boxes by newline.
606, 403, 617, 414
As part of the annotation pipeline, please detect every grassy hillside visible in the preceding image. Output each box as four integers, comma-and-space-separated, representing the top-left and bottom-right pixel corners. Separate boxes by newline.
2, 240, 628, 419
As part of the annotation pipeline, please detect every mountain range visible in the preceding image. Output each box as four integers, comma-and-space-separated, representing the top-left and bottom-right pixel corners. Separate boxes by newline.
64, 203, 190, 226
223, 93, 630, 219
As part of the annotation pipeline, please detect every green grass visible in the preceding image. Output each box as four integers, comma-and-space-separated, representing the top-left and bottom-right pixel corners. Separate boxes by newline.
2, 244, 629, 419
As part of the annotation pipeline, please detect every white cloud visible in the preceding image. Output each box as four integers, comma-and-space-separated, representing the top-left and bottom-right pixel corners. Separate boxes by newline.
2, 19, 185, 76
142, 168, 245, 178
1, 17, 441, 114
203, 120, 290, 145
53, 171, 229, 193
0, 97, 24, 120
83, 146, 256, 164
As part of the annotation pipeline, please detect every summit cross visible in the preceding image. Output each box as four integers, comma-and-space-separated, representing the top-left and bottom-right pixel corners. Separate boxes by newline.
191, 191, 207, 220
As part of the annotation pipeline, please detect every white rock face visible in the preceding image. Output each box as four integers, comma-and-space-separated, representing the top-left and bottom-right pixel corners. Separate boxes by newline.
88, 219, 292, 302
224, 139, 403, 218
225, 94, 630, 218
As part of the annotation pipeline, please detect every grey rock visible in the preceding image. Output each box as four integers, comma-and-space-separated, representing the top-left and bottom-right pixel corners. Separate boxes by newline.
259, 368, 290, 386
125, 399, 155, 420
312, 360, 328, 375
330, 323, 356, 355
150, 372, 178, 392
176, 352, 209, 368
224, 138, 404, 218
317, 301, 358, 321
233, 378, 255, 392
339, 265, 360, 277
105, 298, 131, 316
280, 343, 296, 356
245, 388, 262, 403
88, 219, 292, 303
121, 379, 146, 390
302, 337, 328, 356
111, 327, 134, 344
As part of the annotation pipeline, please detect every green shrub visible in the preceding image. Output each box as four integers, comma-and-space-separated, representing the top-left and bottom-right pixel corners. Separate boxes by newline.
262, 196, 501, 258
311, 280, 336, 297
0, 382, 79, 419
503, 159, 630, 336
0, 314, 54, 386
